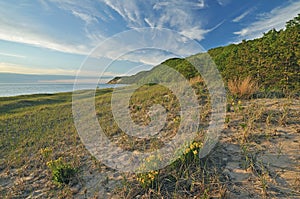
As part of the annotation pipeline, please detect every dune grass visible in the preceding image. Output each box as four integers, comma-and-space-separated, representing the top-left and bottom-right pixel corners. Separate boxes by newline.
0, 84, 299, 198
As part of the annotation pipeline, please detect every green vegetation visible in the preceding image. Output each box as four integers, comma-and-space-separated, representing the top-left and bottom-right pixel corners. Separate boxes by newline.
41, 147, 77, 185
46, 157, 77, 185
209, 14, 300, 93
0, 89, 114, 197
111, 14, 300, 96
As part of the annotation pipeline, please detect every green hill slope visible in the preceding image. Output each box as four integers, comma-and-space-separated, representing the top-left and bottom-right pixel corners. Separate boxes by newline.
110, 14, 300, 94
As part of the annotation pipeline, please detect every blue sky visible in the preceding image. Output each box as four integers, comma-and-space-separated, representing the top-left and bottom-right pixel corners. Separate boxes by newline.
0, 0, 300, 78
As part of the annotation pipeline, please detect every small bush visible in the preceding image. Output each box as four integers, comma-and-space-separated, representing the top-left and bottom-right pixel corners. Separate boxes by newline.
47, 157, 77, 185
228, 76, 259, 99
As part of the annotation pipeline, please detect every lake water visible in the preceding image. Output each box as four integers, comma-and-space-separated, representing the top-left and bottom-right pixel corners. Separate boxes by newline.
0, 83, 122, 97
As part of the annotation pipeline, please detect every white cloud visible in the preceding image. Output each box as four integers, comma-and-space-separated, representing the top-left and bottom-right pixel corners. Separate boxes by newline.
153, 0, 205, 10
232, 8, 254, 23
71, 10, 98, 24
0, 62, 123, 77
180, 20, 224, 41
0, 1, 93, 55
121, 50, 176, 66
217, 0, 231, 6
102, 0, 144, 27
144, 18, 155, 28
50, 0, 111, 22
234, 1, 300, 39
89, 28, 204, 67
0, 52, 27, 59
0, 0, 113, 57
0, 29, 89, 55
0, 62, 77, 75
180, 27, 209, 41
101, 0, 211, 42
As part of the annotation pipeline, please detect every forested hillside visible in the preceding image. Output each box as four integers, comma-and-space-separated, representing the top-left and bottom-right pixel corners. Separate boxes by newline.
209, 14, 300, 92
110, 14, 300, 94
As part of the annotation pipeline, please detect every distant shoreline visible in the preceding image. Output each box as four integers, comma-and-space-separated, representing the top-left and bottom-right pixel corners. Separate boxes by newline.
0, 83, 126, 98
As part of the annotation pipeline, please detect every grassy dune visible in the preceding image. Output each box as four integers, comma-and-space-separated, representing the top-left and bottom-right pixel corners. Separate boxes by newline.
0, 84, 299, 198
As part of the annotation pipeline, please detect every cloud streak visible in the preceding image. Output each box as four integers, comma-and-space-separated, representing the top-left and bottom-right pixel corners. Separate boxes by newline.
0, 62, 77, 75
232, 8, 254, 23
71, 10, 98, 24
234, 1, 300, 39
0, 29, 90, 55
0, 1, 92, 55
217, 0, 231, 6
101, 0, 211, 41
0, 52, 26, 59
0, 62, 123, 77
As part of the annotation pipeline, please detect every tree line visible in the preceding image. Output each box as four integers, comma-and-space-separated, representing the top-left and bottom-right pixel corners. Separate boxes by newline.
111, 14, 300, 94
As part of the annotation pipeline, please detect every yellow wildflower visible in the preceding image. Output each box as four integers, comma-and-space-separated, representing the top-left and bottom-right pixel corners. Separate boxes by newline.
190, 144, 195, 150
185, 148, 190, 154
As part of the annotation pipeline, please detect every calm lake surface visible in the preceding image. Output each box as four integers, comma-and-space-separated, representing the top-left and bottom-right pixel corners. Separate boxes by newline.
0, 83, 121, 97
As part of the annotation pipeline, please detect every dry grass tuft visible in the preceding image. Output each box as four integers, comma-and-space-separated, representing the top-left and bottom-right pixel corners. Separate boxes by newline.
189, 75, 203, 85
228, 76, 259, 99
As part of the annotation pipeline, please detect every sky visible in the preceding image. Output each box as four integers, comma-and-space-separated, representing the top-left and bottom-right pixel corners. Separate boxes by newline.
0, 0, 300, 78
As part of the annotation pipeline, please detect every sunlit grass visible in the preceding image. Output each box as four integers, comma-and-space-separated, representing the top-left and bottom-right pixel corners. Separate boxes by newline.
1, 83, 299, 198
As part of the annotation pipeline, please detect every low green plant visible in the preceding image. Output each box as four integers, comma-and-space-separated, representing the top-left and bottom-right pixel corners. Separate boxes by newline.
136, 140, 203, 190
136, 170, 159, 189
136, 153, 162, 189
230, 99, 243, 112
46, 157, 77, 185
180, 141, 202, 165
241, 144, 252, 169
40, 147, 53, 160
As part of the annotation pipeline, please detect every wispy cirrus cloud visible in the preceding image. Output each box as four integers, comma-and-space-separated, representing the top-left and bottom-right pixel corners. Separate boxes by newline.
0, 28, 90, 55
49, 0, 113, 23
0, 0, 215, 67
232, 8, 254, 23
80, 0, 221, 65
100, 0, 211, 41
0, 62, 77, 75
153, 0, 205, 10
0, 52, 27, 59
71, 10, 98, 24
0, 0, 118, 57
217, 0, 231, 6
0, 62, 123, 77
102, 0, 146, 28
234, 1, 300, 39
0, 1, 92, 55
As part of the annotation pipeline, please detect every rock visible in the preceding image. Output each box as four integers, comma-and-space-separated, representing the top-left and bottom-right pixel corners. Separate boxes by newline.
71, 184, 81, 194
